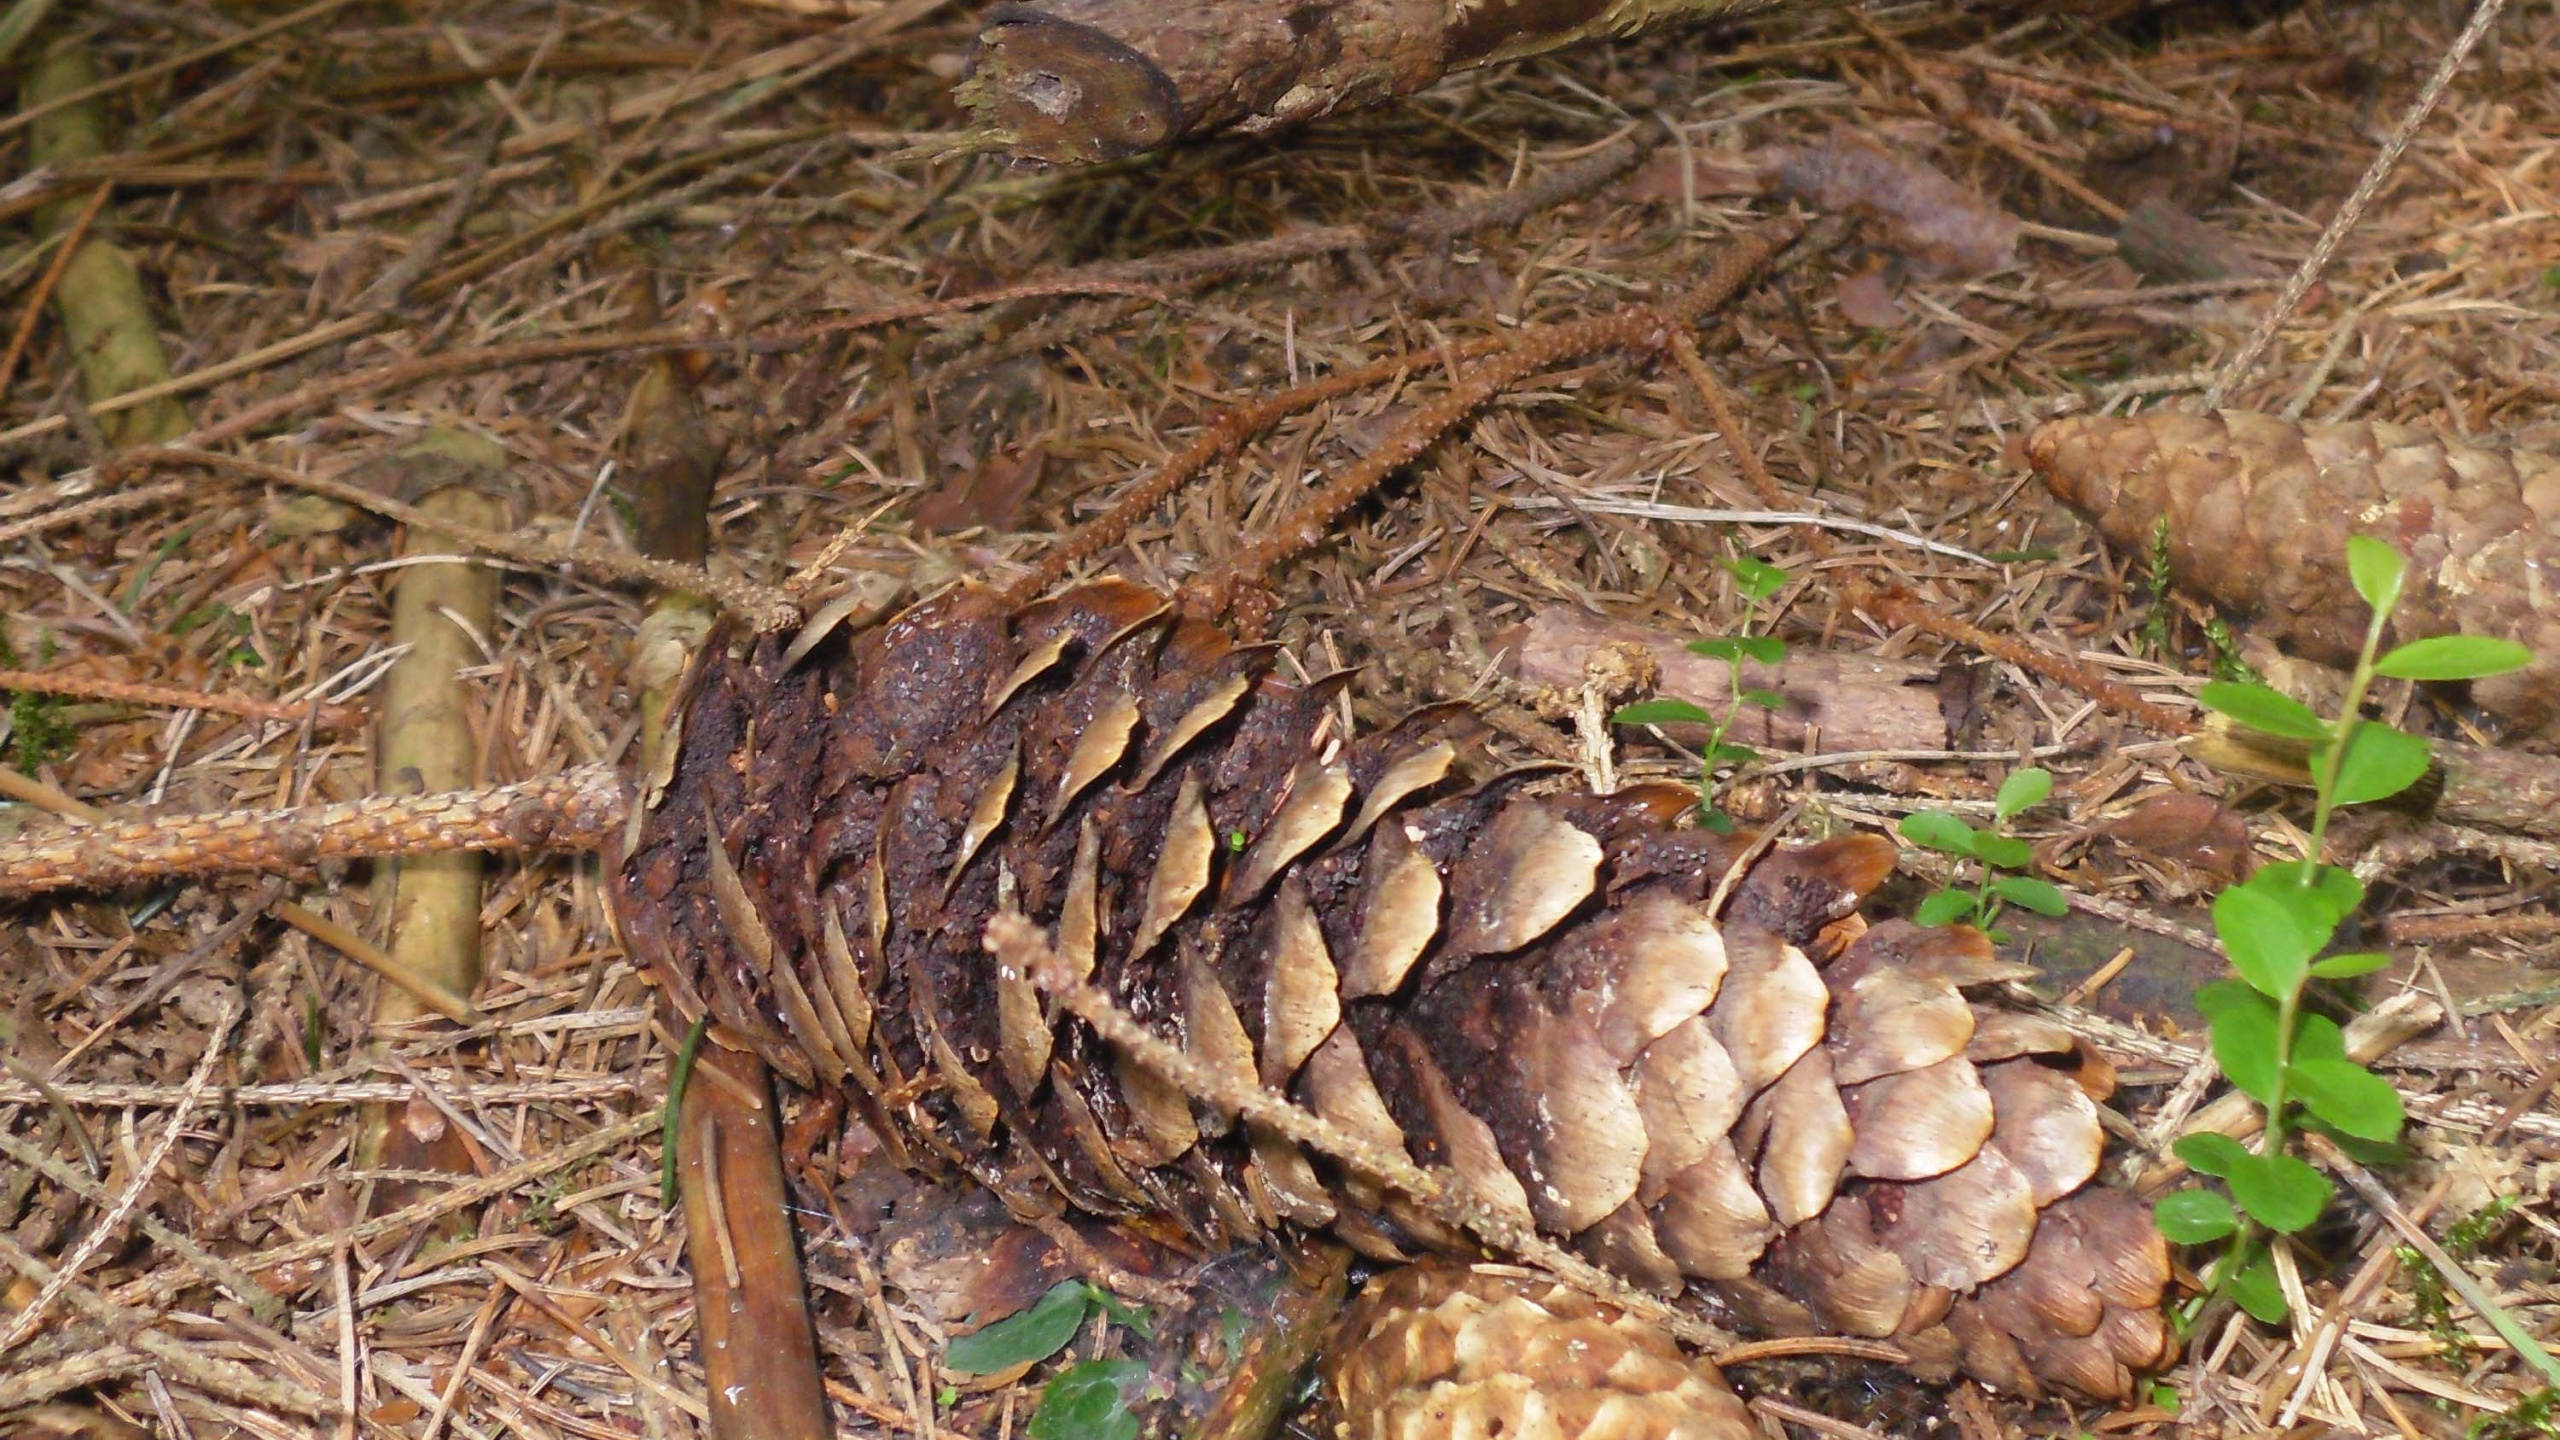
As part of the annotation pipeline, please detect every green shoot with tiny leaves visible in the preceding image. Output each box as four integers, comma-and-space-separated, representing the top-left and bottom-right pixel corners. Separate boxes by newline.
1896, 768, 2067, 942
2161, 536, 2530, 1326
947, 1279, 1157, 1440
1611, 554, 1791, 832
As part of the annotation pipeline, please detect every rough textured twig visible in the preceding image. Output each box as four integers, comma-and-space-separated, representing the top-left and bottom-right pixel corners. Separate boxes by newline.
0, 766, 627, 899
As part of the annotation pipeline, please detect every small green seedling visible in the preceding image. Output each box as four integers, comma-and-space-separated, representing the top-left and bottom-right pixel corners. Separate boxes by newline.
2156, 536, 2531, 1325
1611, 555, 1791, 833
1896, 767, 2068, 941
946, 1279, 1156, 1440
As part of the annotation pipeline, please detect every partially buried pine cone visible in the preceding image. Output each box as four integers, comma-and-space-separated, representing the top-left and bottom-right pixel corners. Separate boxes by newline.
610, 578, 2174, 1415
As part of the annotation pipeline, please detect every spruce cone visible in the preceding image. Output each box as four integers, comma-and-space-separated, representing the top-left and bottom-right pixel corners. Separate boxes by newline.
1324, 1263, 1755, 1440
2030, 409, 2560, 739
609, 580, 2171, 1405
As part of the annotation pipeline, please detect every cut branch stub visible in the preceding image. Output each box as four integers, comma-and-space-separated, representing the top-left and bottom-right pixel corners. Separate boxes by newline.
610, 579, 2175, 1403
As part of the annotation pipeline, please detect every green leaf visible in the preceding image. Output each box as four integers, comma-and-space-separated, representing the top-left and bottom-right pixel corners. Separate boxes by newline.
1733, 635, 1788, 665
2213, 884, 2321, 999
1086, 1286, 1153, 1339
2327, 722, 2432, 806
1738, 688, 1787, 710
1973, 834, 2033, 871
2345, 536, 2408, 618
2289, 1057, 2404, 1141
2207, 993, 2282, 1102
1897, 811, 1979, 857
1707, 740, 1760, 765
1686, 638, 1748, 662
2309, 951, 2393, 979
2154, 1189, 2239, 1244
2226, 1252, 2291, 1324
1028, 1361, 1145, 1440
2198, 682, 2330, 741
1988, 875, 2069, 917
1995, 767, 2054, 822
2192, 978, 2267, 1022
2224, 1152, 2332, 1233
1613, 698, 1715, 727
2293, 1012, 2347, 1064
948, 1281, 1092, 1375
2173, 1132, 2251, 1179
1725, 555, 1791, 601
2373, 635, 2534, 682
2250, 863, 2364, 928
1914, 889, 1979, 926
1698, 806, 1737, 834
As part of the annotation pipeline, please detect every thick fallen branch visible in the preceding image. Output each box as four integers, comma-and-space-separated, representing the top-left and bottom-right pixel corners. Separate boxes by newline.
957, 0, 1773, 163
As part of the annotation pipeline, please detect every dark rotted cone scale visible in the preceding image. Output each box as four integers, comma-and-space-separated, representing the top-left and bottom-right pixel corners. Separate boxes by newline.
610, 580, 2173, 1403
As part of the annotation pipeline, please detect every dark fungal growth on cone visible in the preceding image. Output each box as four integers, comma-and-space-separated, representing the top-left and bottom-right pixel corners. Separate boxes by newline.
610, 579, 2173, 1403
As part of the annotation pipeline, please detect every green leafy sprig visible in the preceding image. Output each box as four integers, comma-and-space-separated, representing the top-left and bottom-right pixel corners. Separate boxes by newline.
1896, 768, 2069, 941
2156, 537, 2530, 1323
1610, 555, 1791, 832
946, 1279, 1155, 1440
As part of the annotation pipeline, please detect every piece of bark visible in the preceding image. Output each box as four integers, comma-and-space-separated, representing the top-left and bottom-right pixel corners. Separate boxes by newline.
23, 47, 189, 446
1757, 128, 2020, 276
2031, 409, 2560, 742
679, 1044, 834, 1440
2111, 195, 2275, 285
956, 0, 1772, 164
1504, 605, 1955, 754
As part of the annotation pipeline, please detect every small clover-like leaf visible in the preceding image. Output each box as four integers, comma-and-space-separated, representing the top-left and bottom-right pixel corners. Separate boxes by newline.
2198, 681, 2330, 741
2289, 1057, 2404, 1141
2173, 1132, 2251, 1179
1687, 638, 1747, 662
1972, 834, 2033, 871
2154, 1189, 2239, 1244
2325, 722, 2432, 806
1995, 767, 2053, 822
949, 1281, 1092, 1375
1698, 805, 1737, 834
1725, 555, 1791, 602
2373, 635, 2533, 682
1613, 698, 1716, 727
2224, 1152, 2332, 1234
2213, 884, 2320, 999
2309, 951, 2392, 980
1914, 889, 1979, 926
2226, 1252, 2291, 1324
1989, 875, 2068, 917
2345, 535, 2408, 618
1897, 811, 1979, 856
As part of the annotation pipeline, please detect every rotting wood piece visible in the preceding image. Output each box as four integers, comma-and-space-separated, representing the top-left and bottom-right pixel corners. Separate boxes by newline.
2029, 409, 2560, 742
1504, 606, 1958, 755
610, 578, 2175, 1405
956, 0, 1775, 164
